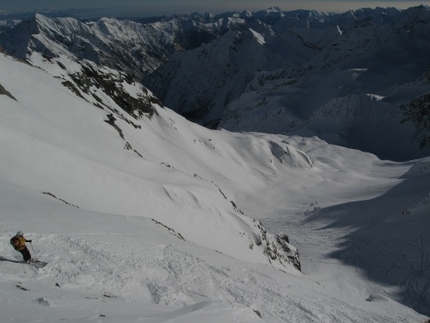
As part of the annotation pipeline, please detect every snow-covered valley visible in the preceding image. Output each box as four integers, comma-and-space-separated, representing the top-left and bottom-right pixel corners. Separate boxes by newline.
1, 46, 429, 323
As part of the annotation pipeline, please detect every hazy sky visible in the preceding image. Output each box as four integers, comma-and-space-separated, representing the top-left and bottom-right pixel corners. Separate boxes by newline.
0, 0, 429, 16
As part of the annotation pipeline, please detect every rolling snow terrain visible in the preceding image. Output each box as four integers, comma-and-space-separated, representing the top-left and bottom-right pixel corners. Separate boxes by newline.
0, 47, 429, 323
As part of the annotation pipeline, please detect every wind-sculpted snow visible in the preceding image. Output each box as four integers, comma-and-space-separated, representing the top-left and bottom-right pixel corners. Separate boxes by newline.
0, 210, 419, 322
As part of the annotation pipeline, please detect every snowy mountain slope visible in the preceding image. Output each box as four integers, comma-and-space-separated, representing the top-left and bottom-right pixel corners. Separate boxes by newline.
219, 5, 430, 161
0, 52, 300, 271
0, 19, 21, 32
1, 190, 423, 323
0, 13, 174, 76
234, 134, 430, 317
1, 51, 430, 322
144, 8, 333, 127
3, 7, 430, 160
0, 12, 245, 80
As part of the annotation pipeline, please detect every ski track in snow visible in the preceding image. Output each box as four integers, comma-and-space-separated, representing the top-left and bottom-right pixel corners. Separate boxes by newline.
0, 226, 418, 323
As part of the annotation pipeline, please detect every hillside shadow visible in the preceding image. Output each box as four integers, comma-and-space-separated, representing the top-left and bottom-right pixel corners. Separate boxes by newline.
0, 256, 22, 264
304, 172, 430, 316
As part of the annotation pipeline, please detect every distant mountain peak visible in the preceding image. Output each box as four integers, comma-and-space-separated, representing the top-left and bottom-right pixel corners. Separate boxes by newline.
2, 6, 430, 160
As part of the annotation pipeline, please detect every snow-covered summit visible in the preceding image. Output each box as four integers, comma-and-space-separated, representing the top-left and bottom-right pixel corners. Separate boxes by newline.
0, 13, 175, 76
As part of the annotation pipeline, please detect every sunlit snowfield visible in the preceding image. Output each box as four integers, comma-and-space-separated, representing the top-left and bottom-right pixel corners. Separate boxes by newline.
0, 52, 429, 322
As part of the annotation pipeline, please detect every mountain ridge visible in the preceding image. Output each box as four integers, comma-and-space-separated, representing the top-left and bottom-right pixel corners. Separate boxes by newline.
1, 30, 429, 321
1, 7, 430, 159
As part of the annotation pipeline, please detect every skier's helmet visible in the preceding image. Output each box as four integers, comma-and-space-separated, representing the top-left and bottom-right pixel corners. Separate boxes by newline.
16, 231, 23, 236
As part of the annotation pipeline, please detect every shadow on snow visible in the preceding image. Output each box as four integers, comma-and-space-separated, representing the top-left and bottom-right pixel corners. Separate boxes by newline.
304, 171, 430, 316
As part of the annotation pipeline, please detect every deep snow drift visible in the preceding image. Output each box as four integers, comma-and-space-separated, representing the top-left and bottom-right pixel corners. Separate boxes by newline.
0, 53, 429, 322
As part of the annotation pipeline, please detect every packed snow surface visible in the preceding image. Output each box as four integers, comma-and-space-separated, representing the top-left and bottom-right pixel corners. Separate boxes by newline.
0, 53, 429, 323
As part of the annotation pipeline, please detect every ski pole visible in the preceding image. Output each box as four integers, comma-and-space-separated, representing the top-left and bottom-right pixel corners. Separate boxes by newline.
29, 242, 38, 261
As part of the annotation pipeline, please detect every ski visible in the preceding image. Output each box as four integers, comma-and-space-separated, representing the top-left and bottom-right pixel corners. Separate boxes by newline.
26, 260, 48, 269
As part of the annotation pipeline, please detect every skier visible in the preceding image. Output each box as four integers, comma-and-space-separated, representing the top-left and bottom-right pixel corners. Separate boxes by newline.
10, 231, 32, 262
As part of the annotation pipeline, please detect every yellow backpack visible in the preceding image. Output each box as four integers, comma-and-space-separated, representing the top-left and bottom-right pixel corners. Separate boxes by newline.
10, 236, 21, 250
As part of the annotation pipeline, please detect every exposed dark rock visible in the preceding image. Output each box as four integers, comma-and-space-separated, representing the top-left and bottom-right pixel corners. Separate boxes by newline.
0, 83, 17, 101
